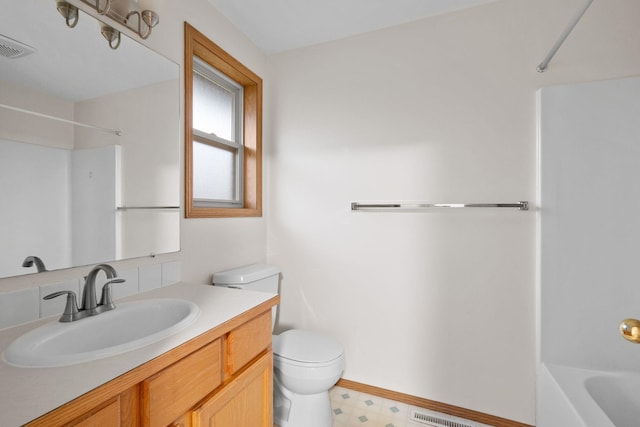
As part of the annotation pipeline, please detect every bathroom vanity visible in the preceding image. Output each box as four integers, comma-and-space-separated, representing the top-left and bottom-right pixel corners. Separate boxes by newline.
0, 283, 278, 426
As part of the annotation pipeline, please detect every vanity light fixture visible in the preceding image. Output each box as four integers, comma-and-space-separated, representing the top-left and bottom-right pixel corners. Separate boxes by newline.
55, 0, 159, 49
125, 8, 159, 40
56, 1, 79, 28
93, 0, 112, 15
100, 22, 121, 49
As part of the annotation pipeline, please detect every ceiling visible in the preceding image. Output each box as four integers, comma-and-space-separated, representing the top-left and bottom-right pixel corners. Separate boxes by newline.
207, 0, 501, 54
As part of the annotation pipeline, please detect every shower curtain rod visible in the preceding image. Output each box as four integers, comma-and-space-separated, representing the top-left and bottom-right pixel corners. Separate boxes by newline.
351, 201, 529, 211
537, 0, 594, 73
0, 103, 122, 136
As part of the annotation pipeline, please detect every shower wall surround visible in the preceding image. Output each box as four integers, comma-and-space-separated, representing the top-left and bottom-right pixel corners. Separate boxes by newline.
539, 76, 640, 372
0, 142, 123, 278
0, 140, 72, 277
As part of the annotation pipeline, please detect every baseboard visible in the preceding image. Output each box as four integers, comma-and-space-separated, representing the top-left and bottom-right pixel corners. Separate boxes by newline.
336, 379, 533, 427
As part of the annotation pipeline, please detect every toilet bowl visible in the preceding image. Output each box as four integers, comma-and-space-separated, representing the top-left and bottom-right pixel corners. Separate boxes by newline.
273, 330, 345, 427
212, 264, 344, 427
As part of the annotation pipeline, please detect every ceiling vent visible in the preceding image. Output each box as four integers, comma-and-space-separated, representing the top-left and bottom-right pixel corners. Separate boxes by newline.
0, 34, 36, 59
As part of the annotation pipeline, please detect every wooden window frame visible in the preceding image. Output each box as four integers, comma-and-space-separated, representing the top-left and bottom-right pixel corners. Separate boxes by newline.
184, 22, 262, 218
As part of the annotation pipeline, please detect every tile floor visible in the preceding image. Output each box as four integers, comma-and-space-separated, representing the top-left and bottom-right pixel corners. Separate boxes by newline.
330, 385, 415, 427
328, 385, 492, 427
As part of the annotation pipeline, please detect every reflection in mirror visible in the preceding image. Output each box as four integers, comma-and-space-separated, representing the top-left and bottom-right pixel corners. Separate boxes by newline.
0, 0, 180, 279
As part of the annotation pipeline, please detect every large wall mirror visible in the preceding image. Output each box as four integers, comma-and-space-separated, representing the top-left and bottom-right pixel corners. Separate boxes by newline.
0, 0, 180, 279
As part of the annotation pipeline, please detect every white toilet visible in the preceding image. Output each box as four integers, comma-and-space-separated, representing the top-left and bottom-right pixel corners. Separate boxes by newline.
213, 264, 345, 427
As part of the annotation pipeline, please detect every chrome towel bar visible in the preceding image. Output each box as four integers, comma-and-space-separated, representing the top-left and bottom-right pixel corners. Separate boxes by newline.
351, 201, 529, 211
116, 206, 180, 211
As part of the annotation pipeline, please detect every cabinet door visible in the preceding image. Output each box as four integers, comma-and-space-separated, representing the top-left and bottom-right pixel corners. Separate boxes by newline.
192, 351, 273, 427
26, 386, 138, 427
69, 398, 120, 427
224, 311, 271, 378
142, 340, 222, 427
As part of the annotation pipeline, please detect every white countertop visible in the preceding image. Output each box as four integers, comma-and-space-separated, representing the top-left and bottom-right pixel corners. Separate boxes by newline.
0, 283, 276, 427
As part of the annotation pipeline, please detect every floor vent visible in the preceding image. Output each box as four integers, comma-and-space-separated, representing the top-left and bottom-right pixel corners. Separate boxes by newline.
410, 409, 474, 427
0, 34, 36, 59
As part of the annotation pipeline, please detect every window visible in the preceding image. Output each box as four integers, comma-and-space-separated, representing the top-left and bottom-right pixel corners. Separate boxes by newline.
192, 58, 243, 207
184, 23, 262, 218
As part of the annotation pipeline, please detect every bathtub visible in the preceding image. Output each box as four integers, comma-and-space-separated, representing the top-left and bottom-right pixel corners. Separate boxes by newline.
537, 363, 640, 427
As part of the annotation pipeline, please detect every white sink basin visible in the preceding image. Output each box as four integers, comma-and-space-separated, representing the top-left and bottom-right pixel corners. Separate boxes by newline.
2, 298, 200, 368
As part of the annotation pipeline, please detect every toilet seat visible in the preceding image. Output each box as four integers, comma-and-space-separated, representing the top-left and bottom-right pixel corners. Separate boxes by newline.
274, 353, 343, 369
273, 329, 343, 365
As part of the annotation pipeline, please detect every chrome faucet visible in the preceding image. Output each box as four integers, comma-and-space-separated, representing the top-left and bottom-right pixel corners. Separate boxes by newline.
82, 264, 117, 314
44, 264, 125, 322
22, 256, 47, 273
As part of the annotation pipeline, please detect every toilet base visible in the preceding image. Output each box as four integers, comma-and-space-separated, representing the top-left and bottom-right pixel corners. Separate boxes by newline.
274, 376, 333, 427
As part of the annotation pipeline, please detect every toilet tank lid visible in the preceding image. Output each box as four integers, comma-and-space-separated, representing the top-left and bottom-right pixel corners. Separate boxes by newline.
212, 264, 280, 285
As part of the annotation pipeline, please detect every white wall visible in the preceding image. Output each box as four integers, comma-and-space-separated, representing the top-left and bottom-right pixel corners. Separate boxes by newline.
540, 76, 640, 371
75, 80, 179, 207
0, 82, 74, 149
266, 0, 640, 424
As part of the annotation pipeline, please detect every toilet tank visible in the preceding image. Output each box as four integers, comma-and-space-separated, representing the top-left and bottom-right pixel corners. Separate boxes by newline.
212, 264, 280, 294
213, 264, 280, 332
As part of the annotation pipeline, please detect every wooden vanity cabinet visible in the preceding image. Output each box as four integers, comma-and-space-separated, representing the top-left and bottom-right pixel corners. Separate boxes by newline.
63, 386, 139, 427
145, 311, 272, 427
26, 385, 140, 427
25, 301, 276, 427
142, 339, 223, 426
171, 351, 273, 427
224, 310, 272, 378
190, 351, 272, 427
72, 398, 120, 427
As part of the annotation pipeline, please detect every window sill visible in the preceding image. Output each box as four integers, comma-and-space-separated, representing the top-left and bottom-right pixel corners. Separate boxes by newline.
185, 206, 262, 218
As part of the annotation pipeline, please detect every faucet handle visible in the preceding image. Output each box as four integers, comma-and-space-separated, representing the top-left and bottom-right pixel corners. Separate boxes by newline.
43, 291, 80, 322
99, 278, 126, 311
